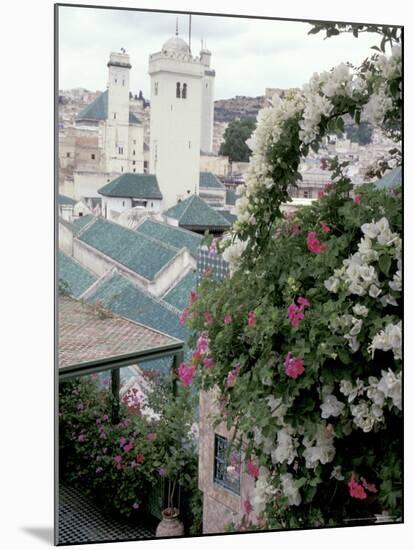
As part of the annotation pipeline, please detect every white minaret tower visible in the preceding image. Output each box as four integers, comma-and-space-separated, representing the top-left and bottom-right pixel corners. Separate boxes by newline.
200, 43, 215, 153
105, 50, 131, 174
148, 27, 204, 210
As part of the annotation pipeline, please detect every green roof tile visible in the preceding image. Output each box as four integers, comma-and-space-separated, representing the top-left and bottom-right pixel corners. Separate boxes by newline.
78, 217, 178, 280
98, 173, 162, 200
164, 195, 231, 230
199, 171, 224, 189
226, 189, 237, 205
76, 90, 141, 124
374, 166, 402, 189
72, 214, 95, 230
59, 194, 77, 206
58, 251, 97, 298
218, 210, 237, 225
86, 273, 188, 341
163, 270, 197, 311
135, 219, 202, 257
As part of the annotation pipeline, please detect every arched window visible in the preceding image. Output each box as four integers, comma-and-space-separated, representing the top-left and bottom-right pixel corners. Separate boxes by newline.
182, 83, 187, 99
154, 82, 158, 96
176, 82, 181, 98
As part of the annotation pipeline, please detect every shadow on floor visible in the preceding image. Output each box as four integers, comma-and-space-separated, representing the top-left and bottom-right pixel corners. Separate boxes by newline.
20, 526, 54, 545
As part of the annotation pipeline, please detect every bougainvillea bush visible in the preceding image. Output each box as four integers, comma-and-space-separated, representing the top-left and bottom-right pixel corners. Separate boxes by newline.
59, 373, 202, 531
182, 37, 402, 530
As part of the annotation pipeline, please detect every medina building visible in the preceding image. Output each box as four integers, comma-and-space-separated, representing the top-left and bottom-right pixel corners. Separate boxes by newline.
60, 50, 146, 200
148, 30, 216, 210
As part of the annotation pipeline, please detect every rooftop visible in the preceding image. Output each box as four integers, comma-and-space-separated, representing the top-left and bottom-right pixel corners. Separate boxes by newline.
375, 166, 402, 189
59, 295, 178, 369
163, 270, 197, 311
135, 218, 202, 257
59, 251, 97, 298
225, 188, 237, 206
76, 90, 141, 125
78, 217, 179, 281
85, 272, 188, 341
59, 194, 77, 206
98, 173, 162, 200
199, 171, 224, 189
164, 195, 231, 231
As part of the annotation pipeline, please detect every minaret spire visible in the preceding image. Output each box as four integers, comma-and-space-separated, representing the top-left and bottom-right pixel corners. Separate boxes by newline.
175, 17, 178, 36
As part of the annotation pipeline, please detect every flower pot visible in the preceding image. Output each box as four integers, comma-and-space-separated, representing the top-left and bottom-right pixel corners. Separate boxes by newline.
155, 507, 184, 538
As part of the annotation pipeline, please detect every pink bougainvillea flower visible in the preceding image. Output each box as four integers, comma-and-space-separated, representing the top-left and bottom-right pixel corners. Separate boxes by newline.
177, 362, 196, 387
96, 418, 101, 425
132, 502, 140, 510
203, 357, 215, 369
224, 314, 233, 325
243, 498, 254, 516
284, 353, 305, 379
227, 363, 241, 387
158, 468, 166, 477
318, 189, 325, 198
354, 195, 362, 205
192, 351, 202, 364
247, 311, 256, 327
190, 290, 197, 304
246, 459, 260, 479
147, 432, 157, 442
119, 436, 127, 447
123, 442, 134, 453
136, 453, 145, 464
204, 311, 214, 325
179, 307, 190, 326
102, 414, 109, 421
348, 473, 367, 500
320, 222, 331, 234
287, 303, 304, 327
306, 231, 327, 254
96, 466, 103, 474
78, 434, 86, 442
285, 210, 294, 219
290, 223, 301, 236
297, 296, 311, 308
90, 373, 98, 381
324, 183, 333, 192
113, 455, 123, 465
360, 476, 378, 494
196, 333, 209, 354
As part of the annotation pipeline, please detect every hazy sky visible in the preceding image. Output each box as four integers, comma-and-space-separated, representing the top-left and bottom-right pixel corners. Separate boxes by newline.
58, 5, 378, 99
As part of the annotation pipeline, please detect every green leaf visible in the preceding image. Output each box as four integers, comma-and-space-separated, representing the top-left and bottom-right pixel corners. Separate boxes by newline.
378, 254, 391, 275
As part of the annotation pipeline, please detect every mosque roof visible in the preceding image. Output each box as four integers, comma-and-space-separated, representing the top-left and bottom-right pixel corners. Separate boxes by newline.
76, 90, 141, 124
164, 195, 231, 231
162, 35, 190, 55
98, 173, 163, 200
77, 217, 179, 281
58, 251, 97, 298
135, 218, 202, 258
199, 171, 225, 189
58, 194, 77, 206
374, 166, 402, 189
85, 272, 188, 341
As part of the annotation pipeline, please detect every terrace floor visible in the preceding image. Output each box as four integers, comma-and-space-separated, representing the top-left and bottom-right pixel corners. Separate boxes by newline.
58, 483, 156, 545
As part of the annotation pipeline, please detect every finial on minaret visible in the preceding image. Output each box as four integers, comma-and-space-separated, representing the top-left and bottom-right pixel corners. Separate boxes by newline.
175, 17, 178, 36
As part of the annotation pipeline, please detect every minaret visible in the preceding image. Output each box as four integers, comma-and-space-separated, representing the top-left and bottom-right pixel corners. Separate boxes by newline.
148, 30, 204, 210
200, 44, 215, 153
105, 50, 132, 174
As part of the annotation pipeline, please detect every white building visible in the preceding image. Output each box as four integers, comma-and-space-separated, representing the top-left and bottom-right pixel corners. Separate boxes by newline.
200, 45, 215, 153
70, 50, 145, 199
148, 32, 215, 210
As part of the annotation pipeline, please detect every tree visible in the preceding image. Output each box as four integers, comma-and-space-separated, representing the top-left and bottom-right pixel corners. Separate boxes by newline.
219, 117, 256, 162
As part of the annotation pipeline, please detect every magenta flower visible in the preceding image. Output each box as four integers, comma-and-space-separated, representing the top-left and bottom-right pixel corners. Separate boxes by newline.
132, 502, 140, 510
297, 296, 310, 308
96, 418, 101, 425
203, 357, 215, 369
318, 189, 325, 198
354, 195, 362, 205
196, 333, 209, 354
102, 414, 109, 422
179, 307, 189, 326
113, 455, 122, 465
119, 436, 127, 447
246, 459, 260, 479
177, 362, 196, 387
204, 311, 214, 325
224, 314, 233, 325
284, 353, 305, 379
227, 363, 241, 387
320, 222, 331, 234
190, 290, 197, 304
96, 466, 103, 474
158, 468, 166, 477
123, 442, 134, 453
243, 498, 253, 516
78, 434, 86, 442
306, 231, 327, 254
348, 473, 367, 500
290, 223, 301, 235
136, 453, 145, 464
360, 476, 377, 494
247, 311, 256, 327
147, 432, 157, 442
287, 303, 304, 327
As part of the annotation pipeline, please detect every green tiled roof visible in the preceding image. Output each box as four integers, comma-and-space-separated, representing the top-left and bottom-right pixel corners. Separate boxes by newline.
78, 217, 178, 281
226, 188, 237, 206
374, 166, 402, 189
163, 270, 197, 311
135, 219, 202, 257
98, 173, 162, 200
72, 214, 95, 230
164, 195, 231, 230
218, 210, 237, 225
59, 217, 78, 234
76, 90, 108, 121
76, 90, 141, 124
59, 194, 77, 206
58, 251, 97, 298
199, 171, 224, 189
86, 272, 188, 341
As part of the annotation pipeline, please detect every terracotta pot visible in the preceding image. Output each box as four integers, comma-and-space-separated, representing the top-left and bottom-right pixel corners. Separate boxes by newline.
155, 507, 184, 538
